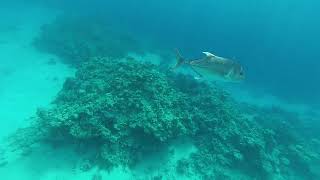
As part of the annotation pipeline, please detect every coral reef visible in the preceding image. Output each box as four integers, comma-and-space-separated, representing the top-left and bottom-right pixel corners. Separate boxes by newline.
7, 57, 320, 179
33, 15, 142, 66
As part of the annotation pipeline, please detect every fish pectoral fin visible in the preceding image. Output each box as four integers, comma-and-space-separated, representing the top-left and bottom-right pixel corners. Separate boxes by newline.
224, 70, 233, 79
189, 66, 203, 78
202, 52, 216, 58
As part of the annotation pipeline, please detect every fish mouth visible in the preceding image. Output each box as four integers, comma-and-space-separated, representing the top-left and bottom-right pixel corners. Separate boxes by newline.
236, 76, 245, 81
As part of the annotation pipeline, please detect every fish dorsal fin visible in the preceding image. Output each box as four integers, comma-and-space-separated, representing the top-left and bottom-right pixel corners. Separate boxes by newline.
202, 52, 216, 58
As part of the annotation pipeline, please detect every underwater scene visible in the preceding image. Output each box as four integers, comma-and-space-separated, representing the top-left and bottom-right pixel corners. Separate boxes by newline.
0, 1, 319, 179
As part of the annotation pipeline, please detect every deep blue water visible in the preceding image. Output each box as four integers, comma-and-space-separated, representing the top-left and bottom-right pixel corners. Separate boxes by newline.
116, 0, 320, 106
44, 0, 320, 106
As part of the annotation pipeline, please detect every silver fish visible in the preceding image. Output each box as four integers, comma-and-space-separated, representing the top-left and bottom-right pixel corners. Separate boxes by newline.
173, 49, 245, 82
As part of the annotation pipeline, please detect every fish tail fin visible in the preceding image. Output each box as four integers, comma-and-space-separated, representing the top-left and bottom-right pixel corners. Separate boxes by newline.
171, 49, 185, 70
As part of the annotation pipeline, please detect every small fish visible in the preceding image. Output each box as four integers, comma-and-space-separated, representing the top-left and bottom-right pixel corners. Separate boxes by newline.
172, 49, 245, 82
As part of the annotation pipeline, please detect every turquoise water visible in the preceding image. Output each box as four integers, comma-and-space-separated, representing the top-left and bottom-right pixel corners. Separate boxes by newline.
0, 1, 319, 180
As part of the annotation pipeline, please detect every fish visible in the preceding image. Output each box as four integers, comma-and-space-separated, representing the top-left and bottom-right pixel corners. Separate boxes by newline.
172, 49, 245, 82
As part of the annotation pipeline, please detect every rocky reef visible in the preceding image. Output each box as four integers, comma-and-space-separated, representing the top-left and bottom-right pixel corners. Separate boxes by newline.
33, 15, 142, 66
7, 57, 320, 179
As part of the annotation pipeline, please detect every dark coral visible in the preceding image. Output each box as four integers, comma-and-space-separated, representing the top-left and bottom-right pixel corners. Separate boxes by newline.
33, 15, 142, 66
7, 57, 320, 179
